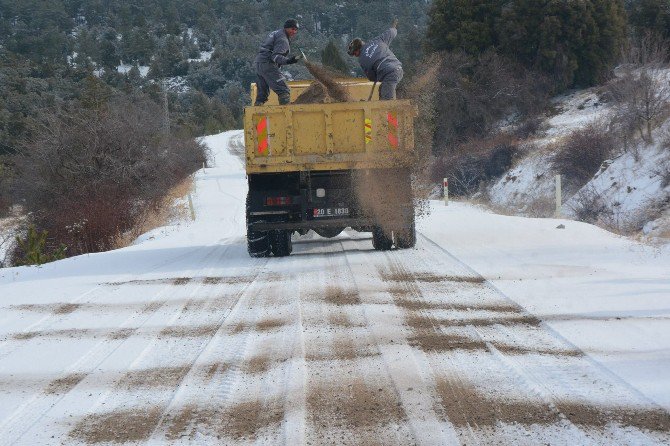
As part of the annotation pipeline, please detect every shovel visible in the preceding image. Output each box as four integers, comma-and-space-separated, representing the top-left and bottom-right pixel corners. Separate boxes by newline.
367, 81, 377, 101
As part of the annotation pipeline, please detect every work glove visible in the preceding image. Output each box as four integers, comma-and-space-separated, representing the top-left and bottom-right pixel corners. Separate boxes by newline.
286, 55, 300, 64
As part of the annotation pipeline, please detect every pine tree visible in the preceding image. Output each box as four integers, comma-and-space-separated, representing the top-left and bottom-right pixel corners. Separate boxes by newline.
425, 0, 503, 54
79, 75, 112, 109
426, 0, 627, 90
628, 0, 670, 40
321, 40, 348, 75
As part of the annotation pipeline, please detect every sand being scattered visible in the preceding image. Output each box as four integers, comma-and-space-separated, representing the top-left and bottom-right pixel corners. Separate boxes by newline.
295, 61, 352, 104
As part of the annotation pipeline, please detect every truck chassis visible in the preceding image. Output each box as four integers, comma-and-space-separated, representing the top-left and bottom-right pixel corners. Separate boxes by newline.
246, 168, 415, 257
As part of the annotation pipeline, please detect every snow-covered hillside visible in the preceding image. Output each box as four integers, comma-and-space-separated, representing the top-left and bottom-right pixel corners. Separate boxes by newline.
488, 77, 670, 240
0, 131, 669, 444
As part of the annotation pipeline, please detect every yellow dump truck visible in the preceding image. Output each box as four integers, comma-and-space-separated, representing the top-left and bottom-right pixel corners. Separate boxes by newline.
243, 79, 417, 257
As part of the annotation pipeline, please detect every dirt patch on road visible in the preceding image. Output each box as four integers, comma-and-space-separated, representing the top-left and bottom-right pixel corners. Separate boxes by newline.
223, 400, 285, 439
245, 354, 272, 374
107, 275, 255, 286
12, 328, 104, 340
555, 401, 670, 432
119, 366, 190, 389
54, 303, 82, 314
141, 301, 163, 314
395, 299, 520, 313
435, 378, 559, 427
409, 330, 582, 357
159, 324, 219, 338
70, 407, 163, 443
108, 328, 135, 340
44, 373, 87, 394
381, 271, 485, 284
14, 303, 84, 315
166, 400, 285, 441
325, 287, 361, 306
255, 318, 287, 331
306, 338, 380, 362
406, 314, 541, 329
308, 379, 407, 430
410, 332, 485, 352
435, 378, 670, 432
328, 313, 365, 328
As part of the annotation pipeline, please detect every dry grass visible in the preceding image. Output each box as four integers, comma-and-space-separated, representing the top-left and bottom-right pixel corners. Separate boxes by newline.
112, 177, 192, 249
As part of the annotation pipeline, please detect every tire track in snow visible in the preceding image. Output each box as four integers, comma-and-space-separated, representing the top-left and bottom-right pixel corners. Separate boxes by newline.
334, 237, 461, 445
0, 243, 210, 362
391, 232, 670, 444
2, 242, 236, 445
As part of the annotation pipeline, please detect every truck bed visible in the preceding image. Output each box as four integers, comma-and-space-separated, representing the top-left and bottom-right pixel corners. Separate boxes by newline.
244, 100, 417, 174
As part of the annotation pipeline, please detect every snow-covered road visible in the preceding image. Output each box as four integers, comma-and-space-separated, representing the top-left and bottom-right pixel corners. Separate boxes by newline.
1, 130, 669, 445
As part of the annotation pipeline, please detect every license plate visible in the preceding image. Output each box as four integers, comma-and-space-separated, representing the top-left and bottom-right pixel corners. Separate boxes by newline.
313, 207, 350, 218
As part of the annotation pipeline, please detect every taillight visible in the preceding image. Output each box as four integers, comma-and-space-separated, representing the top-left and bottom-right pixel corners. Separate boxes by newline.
265, 196, 292, 206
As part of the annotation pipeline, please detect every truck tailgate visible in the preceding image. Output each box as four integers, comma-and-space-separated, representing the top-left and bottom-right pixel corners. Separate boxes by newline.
244, 100, 417, 174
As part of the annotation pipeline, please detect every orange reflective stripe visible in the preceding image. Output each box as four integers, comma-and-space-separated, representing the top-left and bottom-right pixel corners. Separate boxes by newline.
387, 112, 398, 149
364, 118, 372, 144
256, 117, 267, 133
388, 132, 399, 148
387, 112, 398, 128
256, 116, 269, 155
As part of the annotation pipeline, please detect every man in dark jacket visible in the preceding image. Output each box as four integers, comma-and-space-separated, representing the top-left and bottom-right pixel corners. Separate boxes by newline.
254, 19, 301, 106
347, 19, 403, 100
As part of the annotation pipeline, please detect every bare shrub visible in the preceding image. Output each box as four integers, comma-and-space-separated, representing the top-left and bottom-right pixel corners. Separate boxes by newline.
13, 94, 207, 259
427, 51, 550, 154
432, 134, 520, 197
552, 123, 618, 193
607, 33, 670, 148
567, 186, 613, 225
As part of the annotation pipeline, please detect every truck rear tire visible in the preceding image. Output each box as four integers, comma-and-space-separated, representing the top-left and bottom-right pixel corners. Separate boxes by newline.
372, 227, 393, 251
270, 230, 293, 257
247, 228, 270, 257
246, 192, 270, 258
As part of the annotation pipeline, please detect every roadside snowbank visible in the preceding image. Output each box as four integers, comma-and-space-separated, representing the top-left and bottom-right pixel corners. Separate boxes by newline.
421, 201, 670, 410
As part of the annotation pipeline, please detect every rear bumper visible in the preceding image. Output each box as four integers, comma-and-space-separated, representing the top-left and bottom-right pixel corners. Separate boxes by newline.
251, 218, 374, 232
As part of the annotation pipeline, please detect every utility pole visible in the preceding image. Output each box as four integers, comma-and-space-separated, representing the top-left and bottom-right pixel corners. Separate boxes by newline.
555, 175, 562, 217
161, 80, 170, 135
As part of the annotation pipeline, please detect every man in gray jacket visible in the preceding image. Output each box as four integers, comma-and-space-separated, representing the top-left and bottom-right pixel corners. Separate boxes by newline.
254, 19, 301, 106
347, 20, 403, 100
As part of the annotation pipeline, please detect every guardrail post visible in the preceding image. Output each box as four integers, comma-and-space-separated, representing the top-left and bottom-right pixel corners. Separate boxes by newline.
444, 178, 449, 206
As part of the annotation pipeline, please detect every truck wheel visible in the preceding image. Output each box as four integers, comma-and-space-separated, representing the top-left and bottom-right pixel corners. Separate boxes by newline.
270, 230, 293, 257
372, 227, 393, 251
247, 227, 270, 257
246, 192, 270, 258
396, 219, 416, 249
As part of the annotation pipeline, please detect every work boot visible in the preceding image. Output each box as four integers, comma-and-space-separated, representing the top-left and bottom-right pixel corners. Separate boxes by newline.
254, 100, 265, 106
278, 93, 291, 105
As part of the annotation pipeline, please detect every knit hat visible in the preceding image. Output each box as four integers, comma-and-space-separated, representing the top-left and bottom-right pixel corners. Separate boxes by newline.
347, 38, 363, 56
284, 19, 299, 29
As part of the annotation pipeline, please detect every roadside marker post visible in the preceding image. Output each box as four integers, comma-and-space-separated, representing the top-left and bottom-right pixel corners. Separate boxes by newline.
188, 194, 196, 221
555, 174, 562, 217
444, 178, 449, 206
